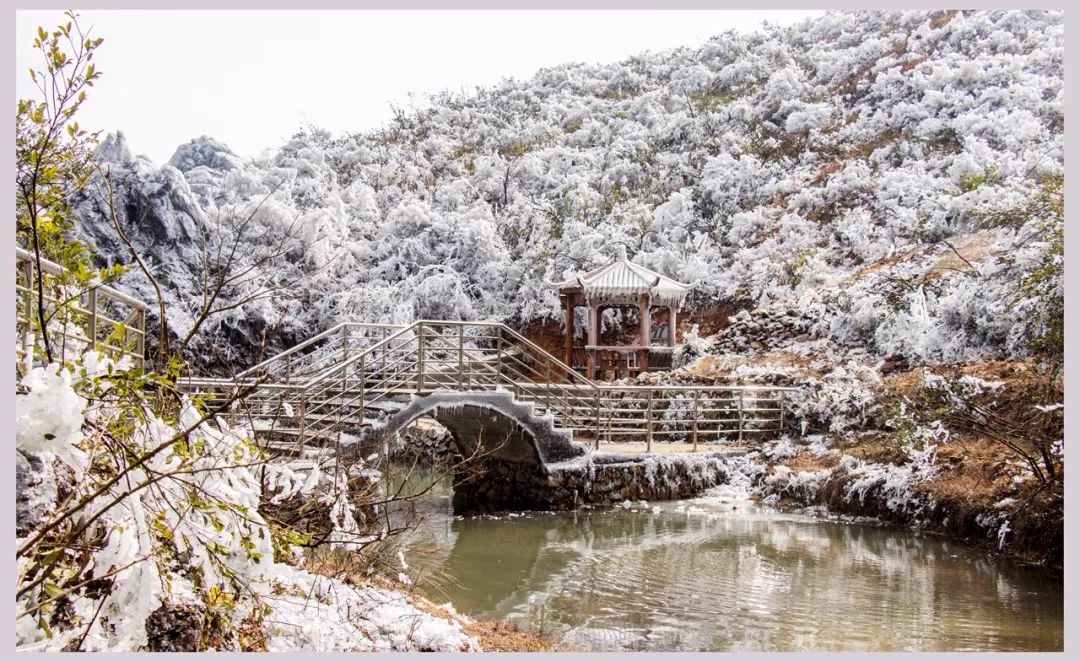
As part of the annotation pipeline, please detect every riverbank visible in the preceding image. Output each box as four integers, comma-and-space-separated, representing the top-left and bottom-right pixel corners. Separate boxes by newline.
749, 432, 1063, 572
393, 406, 1062, 572
631, 338, 1066, 573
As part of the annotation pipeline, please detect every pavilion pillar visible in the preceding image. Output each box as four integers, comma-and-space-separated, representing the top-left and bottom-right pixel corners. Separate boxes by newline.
639, 294, 650, 373
667, 306, 677, 347
563, 295, 573, 368
586, 301, 597, 379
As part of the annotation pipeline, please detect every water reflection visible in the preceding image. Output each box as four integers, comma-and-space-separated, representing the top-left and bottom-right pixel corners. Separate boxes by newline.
402, 484, 1062, 651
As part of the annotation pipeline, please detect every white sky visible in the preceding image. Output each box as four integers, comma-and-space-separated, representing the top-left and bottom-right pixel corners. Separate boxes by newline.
15, 10, 823, 166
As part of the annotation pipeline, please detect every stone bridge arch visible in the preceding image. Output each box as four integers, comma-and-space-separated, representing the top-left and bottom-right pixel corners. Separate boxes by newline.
364, 392, 589, 513
370, 391, 588, 467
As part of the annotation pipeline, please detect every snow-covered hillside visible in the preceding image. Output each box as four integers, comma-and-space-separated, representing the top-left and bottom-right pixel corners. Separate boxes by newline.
73, 10, 1063, 372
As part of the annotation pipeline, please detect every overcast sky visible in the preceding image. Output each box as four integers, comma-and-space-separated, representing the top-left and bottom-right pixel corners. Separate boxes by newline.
16, 10, 823, 166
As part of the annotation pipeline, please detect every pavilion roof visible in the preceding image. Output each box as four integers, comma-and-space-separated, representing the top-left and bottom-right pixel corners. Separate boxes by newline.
546, 258, 698, 308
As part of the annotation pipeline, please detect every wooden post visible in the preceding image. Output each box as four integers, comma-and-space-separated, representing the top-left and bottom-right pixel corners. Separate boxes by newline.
586, 302, 597, 380
668, 306, 677, 347
639, 294, 651, 374
563, 294, 573, 368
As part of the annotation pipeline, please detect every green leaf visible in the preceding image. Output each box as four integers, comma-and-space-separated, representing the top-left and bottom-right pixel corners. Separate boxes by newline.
43, 582, 65, 598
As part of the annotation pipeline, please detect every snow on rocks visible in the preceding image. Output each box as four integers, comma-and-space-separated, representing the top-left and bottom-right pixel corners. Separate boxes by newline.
710, 307, 822, 358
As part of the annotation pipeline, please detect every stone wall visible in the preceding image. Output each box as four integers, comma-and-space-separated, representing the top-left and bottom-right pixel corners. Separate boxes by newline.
452, 450, 744, 513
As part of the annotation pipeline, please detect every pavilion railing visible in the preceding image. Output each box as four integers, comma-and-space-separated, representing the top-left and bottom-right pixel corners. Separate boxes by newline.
15, 247, 147, 373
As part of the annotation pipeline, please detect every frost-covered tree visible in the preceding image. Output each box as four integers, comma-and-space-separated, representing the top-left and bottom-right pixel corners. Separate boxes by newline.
70, 10, 1063, 372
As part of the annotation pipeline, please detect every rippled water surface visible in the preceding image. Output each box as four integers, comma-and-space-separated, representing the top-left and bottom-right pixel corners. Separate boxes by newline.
399, 479, 1062, 651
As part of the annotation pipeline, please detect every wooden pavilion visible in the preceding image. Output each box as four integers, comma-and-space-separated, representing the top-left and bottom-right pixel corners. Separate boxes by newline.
546, 257, 698, 380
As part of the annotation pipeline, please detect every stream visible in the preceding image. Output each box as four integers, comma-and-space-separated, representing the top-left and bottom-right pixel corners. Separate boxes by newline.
391, 471, 1062, 652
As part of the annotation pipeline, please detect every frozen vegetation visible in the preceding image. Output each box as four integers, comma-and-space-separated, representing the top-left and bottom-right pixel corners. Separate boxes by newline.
70, 10, 1062, 374
16, 8, 1065, 652
15, 353, 478, 651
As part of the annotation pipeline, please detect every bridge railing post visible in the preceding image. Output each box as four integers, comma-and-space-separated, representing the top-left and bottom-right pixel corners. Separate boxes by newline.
416, 324, 426, 392
692, 389, 700, 452
545, 360, 552, 416
458, 323, 465, 391
738, 390, 745, 443
19, 259, 34, 370
646, 389, 653, 453
594, 390, 601, 450
135, 308, 146, 370
359, 353, 366, 422
297, 393, 307, 455
779, 390, 786, 436
495, 329, 503, 391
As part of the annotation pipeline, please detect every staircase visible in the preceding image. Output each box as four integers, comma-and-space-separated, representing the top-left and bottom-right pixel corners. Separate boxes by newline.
180, 321, 798, 456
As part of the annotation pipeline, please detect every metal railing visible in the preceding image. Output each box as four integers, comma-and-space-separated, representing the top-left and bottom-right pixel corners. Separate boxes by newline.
236, 322, 404, 382
180, 320, 798, 455
15, 247, 147, 372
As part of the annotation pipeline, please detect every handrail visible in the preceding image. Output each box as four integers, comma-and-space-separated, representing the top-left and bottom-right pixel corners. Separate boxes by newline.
491, 323, 597, 387
300, 322, 421, 389
236, 321, 403, 378
16, 246, 149, 311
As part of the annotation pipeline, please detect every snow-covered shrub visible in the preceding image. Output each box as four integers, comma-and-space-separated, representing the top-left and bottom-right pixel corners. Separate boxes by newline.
786, 362, 883, 433
671, 324, 710, 369
921, 367, 1062, 485
15, 353, 473, 652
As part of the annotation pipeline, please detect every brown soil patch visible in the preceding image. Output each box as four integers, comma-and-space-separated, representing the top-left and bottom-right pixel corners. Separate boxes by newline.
929, 9, 959, 29
679, 302, 746, 339
880, 358, 1059, 419
843, 230, 1003, 288
784, 451, 840, 473
422, 603, 565, 652
686, 349, 819, 381
925, 230, 1002, 281
842, 243, 930, 285
834, 432, 911, 465
921, 434, 1027, 508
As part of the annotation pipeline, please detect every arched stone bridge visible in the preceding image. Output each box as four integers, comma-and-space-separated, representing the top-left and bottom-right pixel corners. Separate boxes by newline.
182, 321, 797, 511
371, 391, 588, 466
